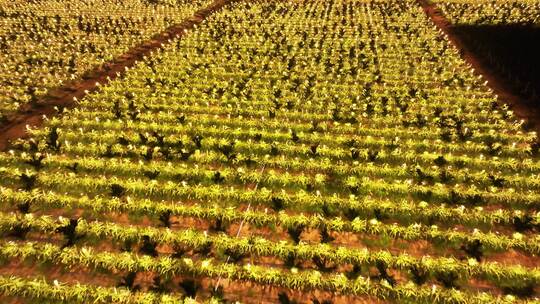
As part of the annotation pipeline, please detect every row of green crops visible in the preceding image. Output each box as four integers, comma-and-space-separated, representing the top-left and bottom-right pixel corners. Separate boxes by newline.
0, 213, 538, 288
0, 0, 539, 302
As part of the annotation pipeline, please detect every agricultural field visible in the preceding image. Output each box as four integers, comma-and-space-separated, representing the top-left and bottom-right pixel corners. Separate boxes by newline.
0, 0, 539, 303
0, 0, 211, 120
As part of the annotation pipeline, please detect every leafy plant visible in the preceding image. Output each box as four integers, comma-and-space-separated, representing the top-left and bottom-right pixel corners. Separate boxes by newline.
118, 271, 140, 291
139, 235, 158, 257
19, 173, 37, 191
435, 270, 459, 289
110, 184, 126, 198
287, 225, 304, 244
461, 239, 483, 261
46, 127, 61, 151
179, 279, 199, 298
55, 218, 81, 248
24, 154, 45, 171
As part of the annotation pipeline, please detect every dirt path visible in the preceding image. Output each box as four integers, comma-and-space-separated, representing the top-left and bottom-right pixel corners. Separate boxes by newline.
417, 0, 540, 136
0, 0, 234, 151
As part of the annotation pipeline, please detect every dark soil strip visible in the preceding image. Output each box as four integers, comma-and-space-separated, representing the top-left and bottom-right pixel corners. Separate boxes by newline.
0, 0, 234, 151
417, 0, 540, 135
